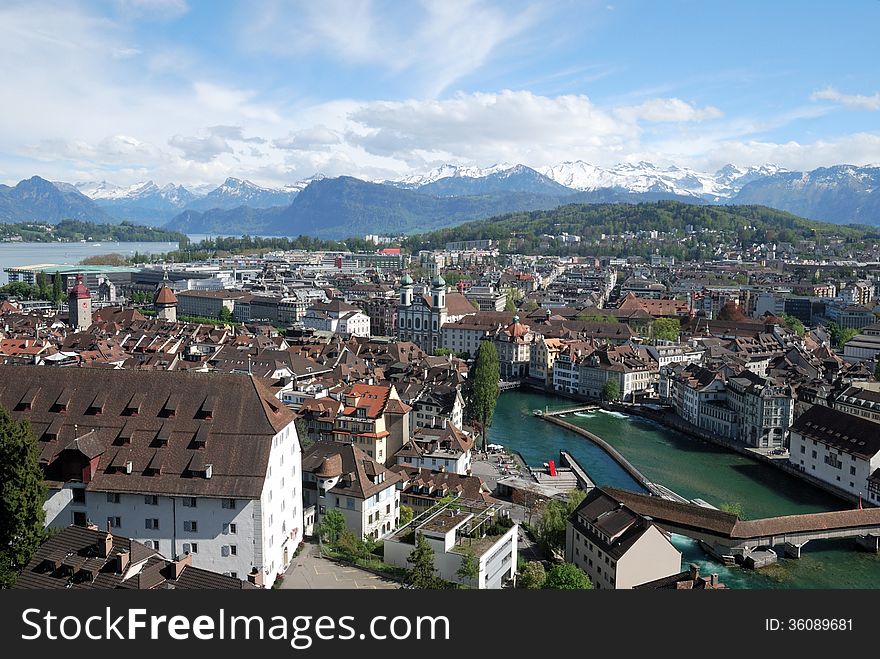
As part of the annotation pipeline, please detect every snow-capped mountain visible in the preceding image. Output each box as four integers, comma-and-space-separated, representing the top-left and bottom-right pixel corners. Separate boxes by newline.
185, 177, 303, 211
535, 160, 790, 200
393, 162, 517, 189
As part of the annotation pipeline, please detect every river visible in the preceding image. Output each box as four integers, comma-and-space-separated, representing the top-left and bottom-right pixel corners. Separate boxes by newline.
490, 390, 880, 588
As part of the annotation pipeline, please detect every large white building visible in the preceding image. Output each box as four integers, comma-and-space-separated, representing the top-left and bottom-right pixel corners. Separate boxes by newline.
302, 299, 371, 337
4, 366, 303, 587
565, 488, 682, 589
789, 405, 880, 503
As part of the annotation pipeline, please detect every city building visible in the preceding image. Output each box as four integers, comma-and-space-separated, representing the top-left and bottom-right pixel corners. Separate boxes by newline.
565, 488, 682, 589
393, 424, 474, 475
3, 365, 302, 586
834, 386, 880, 424
302, 300, 370, 337
301, 441, 401, 540
383, 501, 517, 589
176, 289, 252, 320
68, 273, 92, 330
726, 372, 794, 449
397, 275, 476, 353
15, 525, 259, 589
788, 405, 880, 502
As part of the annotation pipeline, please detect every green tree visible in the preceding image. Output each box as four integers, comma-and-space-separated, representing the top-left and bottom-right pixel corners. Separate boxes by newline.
0, 282, 37, 299
518, 561, 546, 589
218, 306, 234, 323
318, 509, 346, 544
537, 490, 585, 556
543, 563, 593, 590
504, 291, 517, 312
836, 327, 859, 350
652, 317, 680, 342
36, 272, 50, 300
719, 502, 745, 518
782, 314, 805, 337
406, 534, 443, 589
434, 347, 454, 357
522, 300, 539, 313
601, 379, 621, 402
466, 341, 500, 450
52, 271, 63, 303
399, 505, 414, 526
0, 408, 46, 587
456, 547, 480, 586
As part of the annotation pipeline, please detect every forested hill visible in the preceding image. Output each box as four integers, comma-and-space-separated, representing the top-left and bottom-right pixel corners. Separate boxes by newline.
403, 201, 879, 258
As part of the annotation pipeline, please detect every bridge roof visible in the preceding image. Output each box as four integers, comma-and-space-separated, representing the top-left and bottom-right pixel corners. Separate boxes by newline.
604, 487, 880, 540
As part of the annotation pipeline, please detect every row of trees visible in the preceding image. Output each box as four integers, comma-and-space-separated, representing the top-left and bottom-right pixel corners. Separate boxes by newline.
0, 272, 63, 303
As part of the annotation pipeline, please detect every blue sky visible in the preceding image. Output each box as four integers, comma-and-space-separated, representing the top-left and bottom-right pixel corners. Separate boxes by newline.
1, 0, 879, 187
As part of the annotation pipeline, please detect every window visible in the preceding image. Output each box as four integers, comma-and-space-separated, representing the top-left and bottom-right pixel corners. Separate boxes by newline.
107, 516, 121, 528
230, 545, 237, 556
144, 495, 159, 506
183, 543, 198, 554
850, 466, 857, 476
147, 540, 160, 550
145, 518, 159, 530
184, 520, 198, 532
811, 450, 817, 459
346, 498, 355, 510
386, 504, 391, 514
800, 445, 805, 454
182, 497, 197, 508
222, 498, 237, 509
71, 489, 86, 504
107, 493, 121, 504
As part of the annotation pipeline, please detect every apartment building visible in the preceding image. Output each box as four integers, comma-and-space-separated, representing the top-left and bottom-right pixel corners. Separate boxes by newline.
5, 365, 302, 586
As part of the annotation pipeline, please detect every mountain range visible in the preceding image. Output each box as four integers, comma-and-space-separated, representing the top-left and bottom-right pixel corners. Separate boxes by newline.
0, 161, 877, 237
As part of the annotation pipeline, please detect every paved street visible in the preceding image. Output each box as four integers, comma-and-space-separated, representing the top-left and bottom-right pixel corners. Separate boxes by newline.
280, 541, 400, 590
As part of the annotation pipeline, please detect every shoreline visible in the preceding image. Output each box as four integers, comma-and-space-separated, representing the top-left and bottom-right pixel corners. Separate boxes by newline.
507, 385, 857, 509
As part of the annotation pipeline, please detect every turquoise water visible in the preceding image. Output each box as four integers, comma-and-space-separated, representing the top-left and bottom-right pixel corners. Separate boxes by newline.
490, 390, 880, 588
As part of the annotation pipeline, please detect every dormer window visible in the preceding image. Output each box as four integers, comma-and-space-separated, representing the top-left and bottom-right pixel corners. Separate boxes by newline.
87, 391, 107, 416
193, 424, 209, 449
53, 388, 72, 413
118, 419, 137, 446
124, 392, 144, 416
17, 386, 40, 411
155, 423, 172, 447
197, 395, 216, 420
161, 393, 180, 418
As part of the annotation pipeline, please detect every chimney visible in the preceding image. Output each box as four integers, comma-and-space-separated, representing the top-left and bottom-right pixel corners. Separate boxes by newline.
205, 463, 213, 479
247, 567, 264, 587
125, 460, 133, 474
688, 563, 699, 581
116, 549, 130, 574
172, 552, 192, 580
710, 573, 719, 587
98, 531, 113, 558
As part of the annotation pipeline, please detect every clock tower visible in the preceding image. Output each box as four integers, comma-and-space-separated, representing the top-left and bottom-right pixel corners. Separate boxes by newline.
68, 273, 92, 330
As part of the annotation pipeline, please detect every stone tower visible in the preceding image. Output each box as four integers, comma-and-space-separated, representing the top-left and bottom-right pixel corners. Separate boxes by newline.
68, 273, 92, 330
153, 273, 178, 322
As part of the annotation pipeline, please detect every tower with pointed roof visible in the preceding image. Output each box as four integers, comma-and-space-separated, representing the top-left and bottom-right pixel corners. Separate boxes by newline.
399, 273, 414, 307
153, 271, 178, 322
68, 273, 92, 330
431, 274, 446, 310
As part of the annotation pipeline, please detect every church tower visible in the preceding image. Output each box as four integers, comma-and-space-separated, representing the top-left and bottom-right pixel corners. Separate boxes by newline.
68, 273, 92, 330
431, 274, 446, 310
399, 274, 414, 307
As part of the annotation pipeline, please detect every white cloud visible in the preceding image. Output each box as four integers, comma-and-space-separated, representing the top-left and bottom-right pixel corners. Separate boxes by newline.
116, 0, 189, 20
273, 126, 343, 151
347, 90, 637, 166
615, 98, 723, 123
241, 0, 539, 96
811, 86, 880, 111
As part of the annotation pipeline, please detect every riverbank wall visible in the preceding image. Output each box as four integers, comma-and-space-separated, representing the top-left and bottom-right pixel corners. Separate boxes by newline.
611, 403, 860, 508
541, 414, 656, 495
